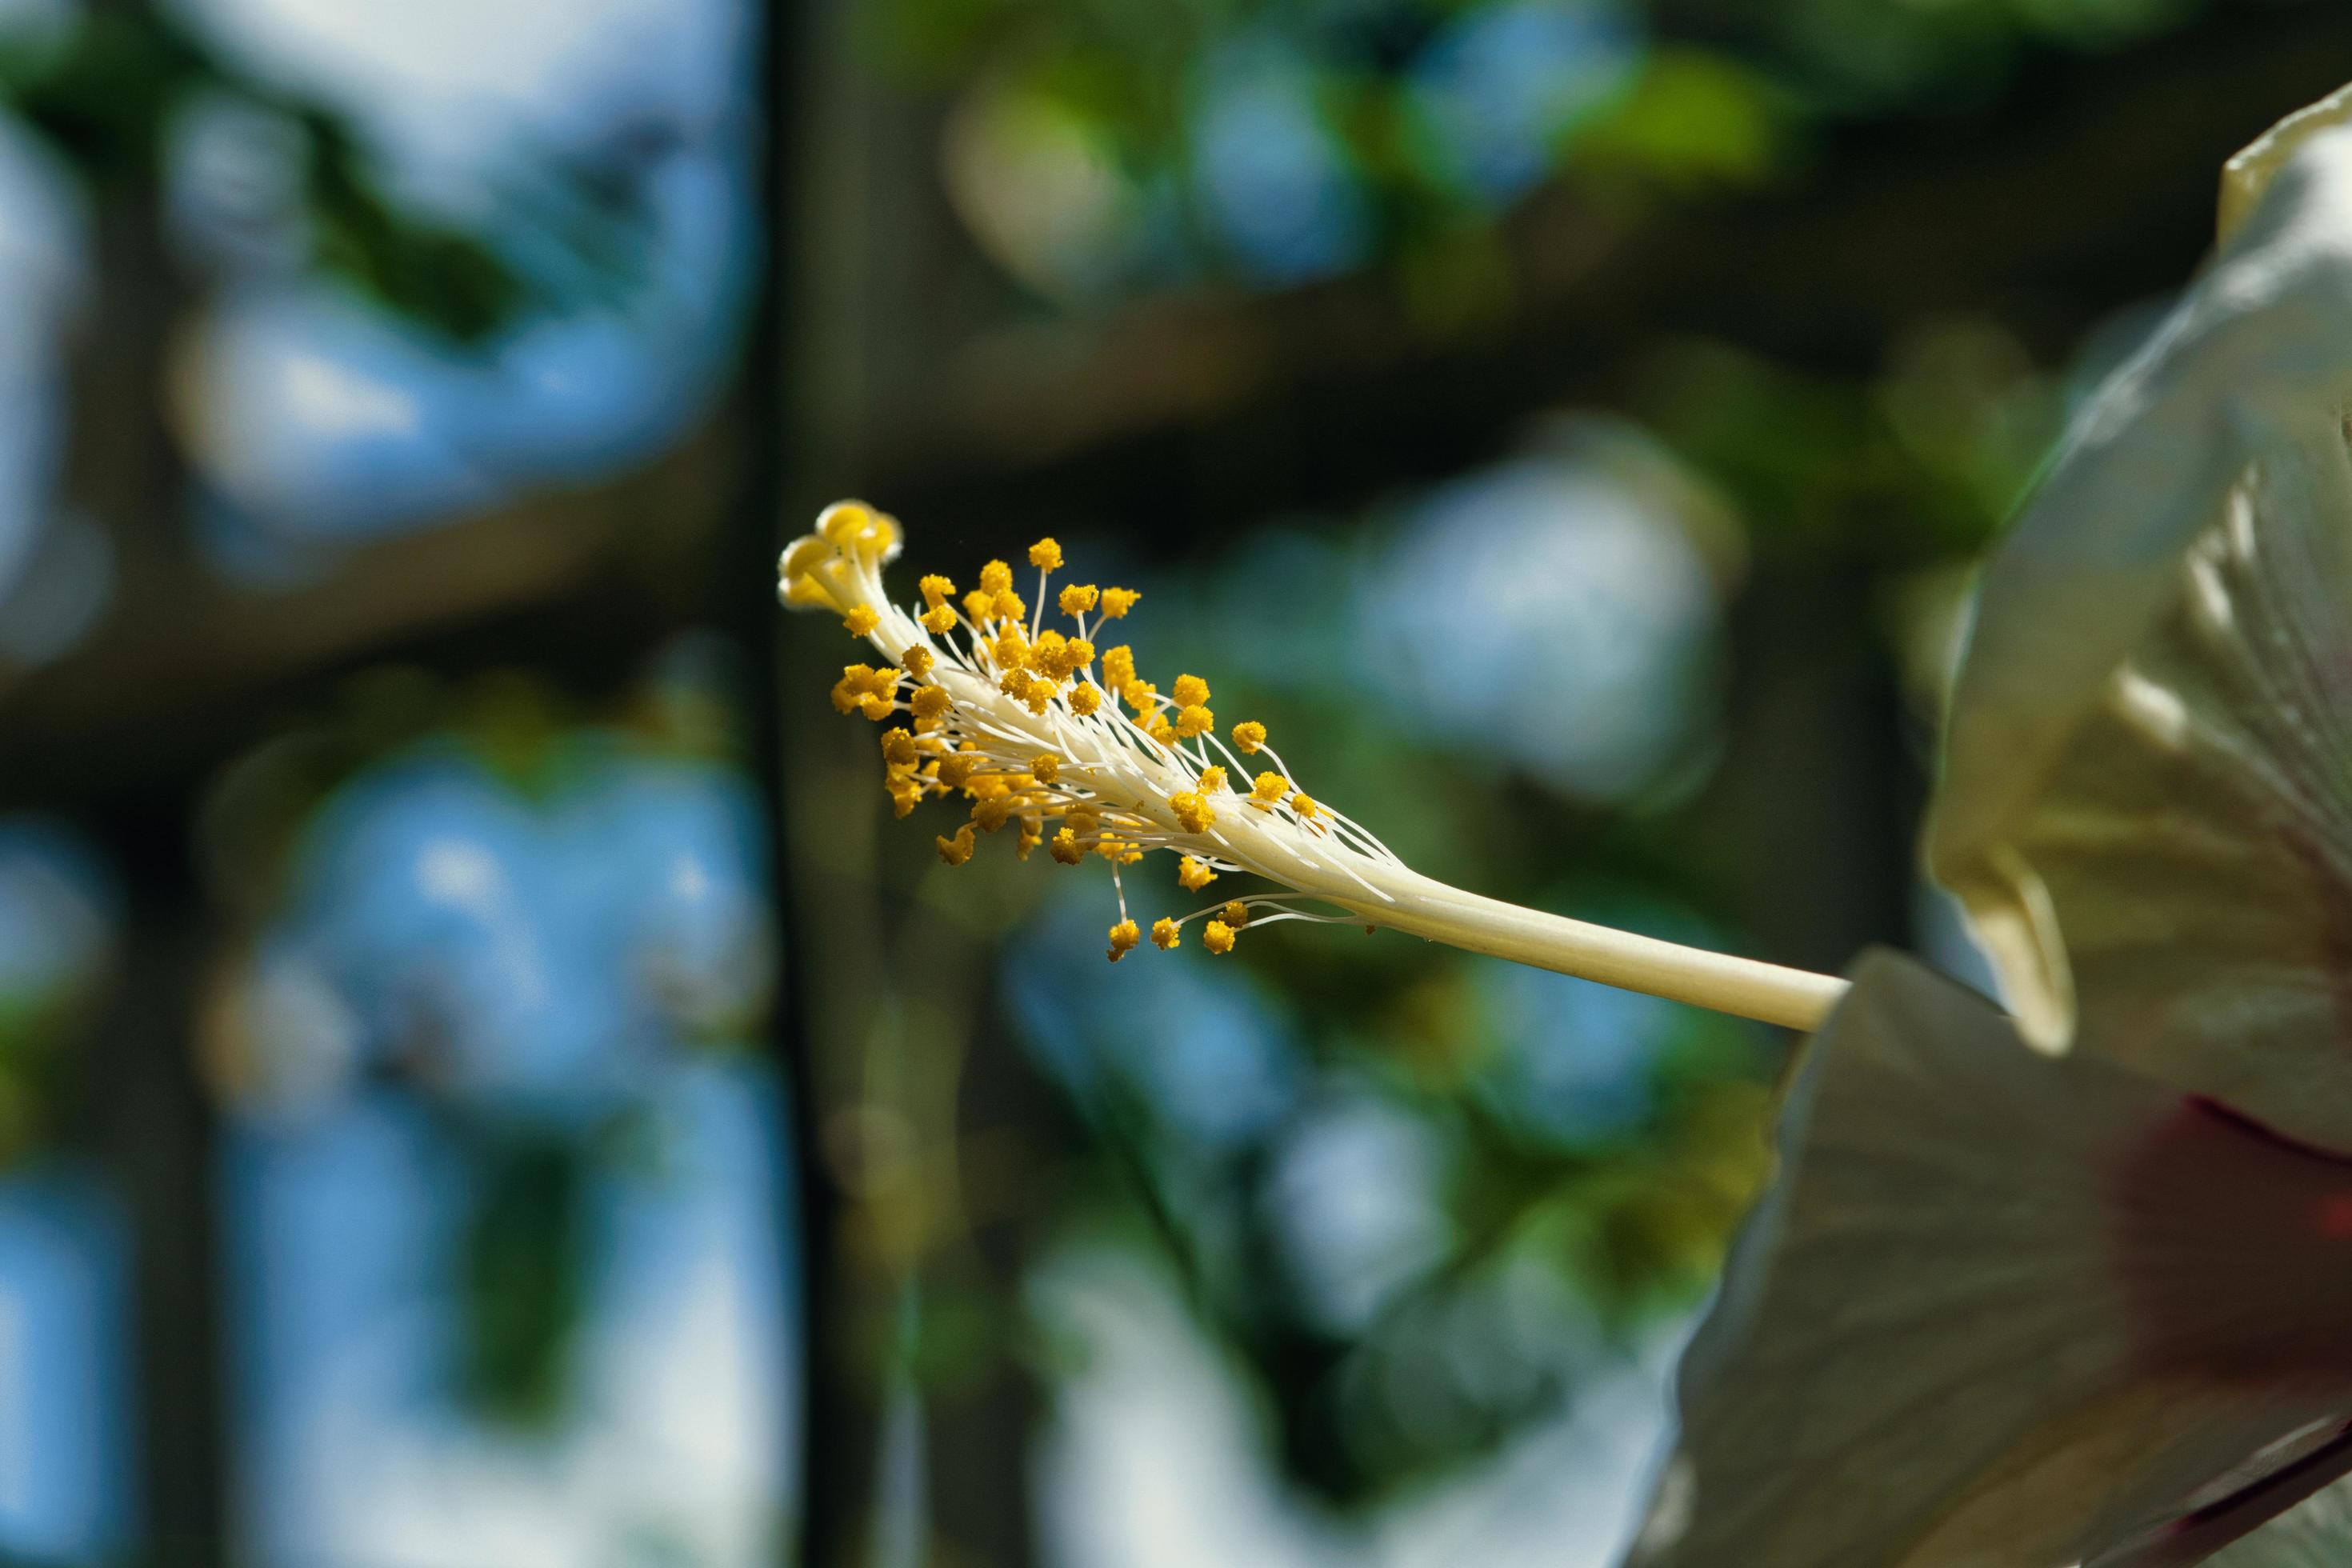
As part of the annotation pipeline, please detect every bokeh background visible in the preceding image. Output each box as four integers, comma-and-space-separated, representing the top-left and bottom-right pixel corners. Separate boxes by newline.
0, 0, 2340, 1563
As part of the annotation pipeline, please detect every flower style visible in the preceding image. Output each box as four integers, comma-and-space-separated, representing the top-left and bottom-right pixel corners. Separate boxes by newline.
1632, 83, 2352, 1567
778, 500, 1846, 1026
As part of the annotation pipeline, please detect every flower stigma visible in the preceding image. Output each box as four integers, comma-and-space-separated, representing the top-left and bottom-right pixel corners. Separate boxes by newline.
780, 500, 1849, 1030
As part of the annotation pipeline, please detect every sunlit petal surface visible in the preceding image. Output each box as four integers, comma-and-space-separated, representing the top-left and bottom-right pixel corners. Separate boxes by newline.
1635, 953, 2352, 1567
1928, 113, 2352, 1148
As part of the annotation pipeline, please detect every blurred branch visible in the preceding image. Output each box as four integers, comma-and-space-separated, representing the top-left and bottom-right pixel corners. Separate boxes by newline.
865, 2, 2352, 530
0, 420, 734, 814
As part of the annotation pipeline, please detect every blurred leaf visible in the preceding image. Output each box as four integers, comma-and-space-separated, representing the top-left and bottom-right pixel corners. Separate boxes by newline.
1574, 50, 1798, 191
455, 1124, 590, 1430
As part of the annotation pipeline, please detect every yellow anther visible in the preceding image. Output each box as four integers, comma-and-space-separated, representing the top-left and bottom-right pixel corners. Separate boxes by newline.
1102, 646, 1136, 690
887, 777, 923, 818
1050, 828, 1086, 866
858, 692, 894, 721
993, 628, 1030, 670
1106, 918, 1141, 962
938, 753, 980, 790
1250, 771, 1288, 806
1151, 917, 1181, 951
993, 589, 1025, 622
1069, 684, 1102, 717
936, 825, 976, 866
843, 605, 879, 636
979, 559, 1014, 594
1032, 753, 1061, 784
1231, 720, 1267, 754
1000, 668, 1036, 704
920, 605, 957, 635
919, 574, 956, 607
1290, 791, 1320, 821
1146, 714, 1177, 746
1198, 766, 1228, 793
1122, 680, 1157, 715
1016, 818, 1042, 861
1178, 856, 1218, 891
1101, 586, 1139, 618
882, 729, 918, 766
1176, 704, 1214, 739
1203, 919, 1236, 955
912, 686, 952, 722
1060, 583, 1099, 616
1062, 638, 1094, 672
1172, 674, 1210, 708
1024, 680, 1056, 716
1169, 790, 1216, 834
830, 665, 874, 714
963, 589, 996, 624
1029, 538, 1063, 570
1222, 901, 1250, 928
972, 795, 1015, 834
1031, 630, 1069, 676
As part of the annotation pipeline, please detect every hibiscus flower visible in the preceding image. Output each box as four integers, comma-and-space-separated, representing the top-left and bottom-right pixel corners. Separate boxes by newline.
1630, 83, 2352, 1568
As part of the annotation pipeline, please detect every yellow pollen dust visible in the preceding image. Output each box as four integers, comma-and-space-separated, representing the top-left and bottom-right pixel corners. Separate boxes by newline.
937, 825, 976, 866
1032, 752, 1061, 784
844, 605, 879, 636
1176, 704, 1214, 739
1107, 918, 1141, 962
1172, 674, 1210, 707
1203, 920, 1236, 955
1198, 766, 1227, 793
1151, 917, 1181, 950
1050, 828, 1085, 866
920, 574, 955, 607
1100, 587, 1139, 618
902, 646, 934, 678
1169, 791, 1215, 834
1178, 857, 1218, 891
1250, 771, 1287, 806
1060, 583, 1099, 615
1232, 721, 1268, 754
979, 559, 1013, 594
1029, 538, 1063, 570
1222, 901, 1250, 928
1068, 684, 1102, 717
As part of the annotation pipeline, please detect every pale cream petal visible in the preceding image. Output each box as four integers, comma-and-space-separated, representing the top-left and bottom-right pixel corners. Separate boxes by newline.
1935, 420, 2352, 1150
1927, 101, 2352, 1110
1632, 954, 2352, 1568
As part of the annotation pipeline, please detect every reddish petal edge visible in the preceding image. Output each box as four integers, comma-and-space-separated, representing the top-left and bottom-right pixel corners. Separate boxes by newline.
2093, 1423, 2352, 1567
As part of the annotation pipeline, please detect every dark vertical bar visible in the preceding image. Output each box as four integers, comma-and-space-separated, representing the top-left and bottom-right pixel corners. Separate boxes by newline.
62, 76, 233, 1565
718, 2, 874, 1563
102, 833, 228, 1568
